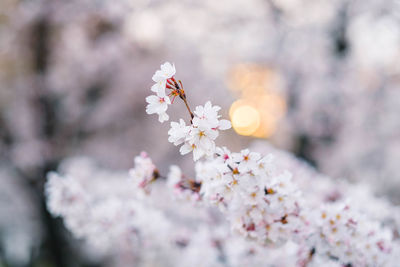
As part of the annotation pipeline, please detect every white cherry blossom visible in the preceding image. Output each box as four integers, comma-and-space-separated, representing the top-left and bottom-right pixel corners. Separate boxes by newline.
145, 91, 171, 123
232, 149, 261, 173
151, 62, 176, 96
168, 102, 231, 161
152, 62, 176, 83
47, 62, 400, 267
168, 119, 191, 145
128, 152, 157, 189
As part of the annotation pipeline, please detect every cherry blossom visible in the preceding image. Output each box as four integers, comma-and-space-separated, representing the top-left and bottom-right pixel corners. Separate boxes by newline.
128, 152, 157, 190
168, 119, 191, 145
145, 90, 171, 123
166, 102, 231, 161
44, 62, 400, 267
151, 62, 176, 96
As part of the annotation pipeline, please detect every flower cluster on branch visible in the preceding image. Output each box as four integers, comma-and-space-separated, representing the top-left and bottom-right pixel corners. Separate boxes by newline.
45, 62, 400, 267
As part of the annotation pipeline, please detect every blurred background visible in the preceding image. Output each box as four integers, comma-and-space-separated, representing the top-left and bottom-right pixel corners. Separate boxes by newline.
1, 0, 400, 266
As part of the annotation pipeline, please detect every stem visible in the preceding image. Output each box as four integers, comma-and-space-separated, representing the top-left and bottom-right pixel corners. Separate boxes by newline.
176, 80, 194, 122
182, 97, 194, 121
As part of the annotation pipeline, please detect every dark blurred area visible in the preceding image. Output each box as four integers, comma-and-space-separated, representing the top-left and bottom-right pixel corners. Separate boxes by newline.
1, 0, 400, 266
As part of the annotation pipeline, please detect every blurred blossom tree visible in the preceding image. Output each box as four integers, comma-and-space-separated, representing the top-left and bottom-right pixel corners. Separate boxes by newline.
0, 0, 400, 266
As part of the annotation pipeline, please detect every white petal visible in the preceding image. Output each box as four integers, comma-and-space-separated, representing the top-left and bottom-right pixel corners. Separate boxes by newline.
145, 95, 159, 104
193, 105, 205, 118
193, 148, 205, 161
218, 119, 232, 130
169, 121, 179, 129
160, 62, 176, 78
191, 117, 200, 127
158, 112, 169, 123
232, 153, 242, 162
151, 81, 166, 95
146, 103, 158, 114
164, 95, 171, 104
179, 143, 192, 155
157, 102, 169, 113
152, 70, 165, 82
250, 152, 261, 161
241, 149, 250, 155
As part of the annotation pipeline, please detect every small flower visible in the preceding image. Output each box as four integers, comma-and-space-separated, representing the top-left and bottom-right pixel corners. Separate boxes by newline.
232, 149, 261, 173
167, 102, 231, 161
189, 128, 216, 156
145, 91, 171, 123
179, 141, 206, 161
167, 165, 182, 189
192, 101, 220, 129
128, 152, 160, 193
250, 154, 274, 176
216, 146, 232, 163
168, 119, 190, 145
151, 62, 176, 96
152, 62, 176, 83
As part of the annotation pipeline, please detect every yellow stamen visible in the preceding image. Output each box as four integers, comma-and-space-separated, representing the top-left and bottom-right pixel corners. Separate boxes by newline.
267, 188, 275, 194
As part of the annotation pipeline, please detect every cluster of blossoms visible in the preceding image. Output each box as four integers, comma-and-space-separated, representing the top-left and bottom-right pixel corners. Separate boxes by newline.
4, 0, 400, 265
147, 63, 308, 247
45, 62, 400, 267
196, 147, 307, 246
147, 63, 231, 161
45, 157, 170, 258
250, 142, 400, 266
195, 147, 396, 266
46, 155, 311, 267
45, 155, 219, 266
145, 62, 175, 122
146, 62, 183, 123
45, 153, 400, 267
194, 148, 396, 266
142, 62, 400, 266
310, 202, 393, 266
168, 102, 231, 161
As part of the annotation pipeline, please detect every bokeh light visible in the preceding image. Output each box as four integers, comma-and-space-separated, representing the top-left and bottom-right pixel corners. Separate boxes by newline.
230, 101, 260, 136
227, 64, 286, 138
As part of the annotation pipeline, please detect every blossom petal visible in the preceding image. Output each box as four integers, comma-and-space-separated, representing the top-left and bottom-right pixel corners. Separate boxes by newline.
218, 119, 232, 130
